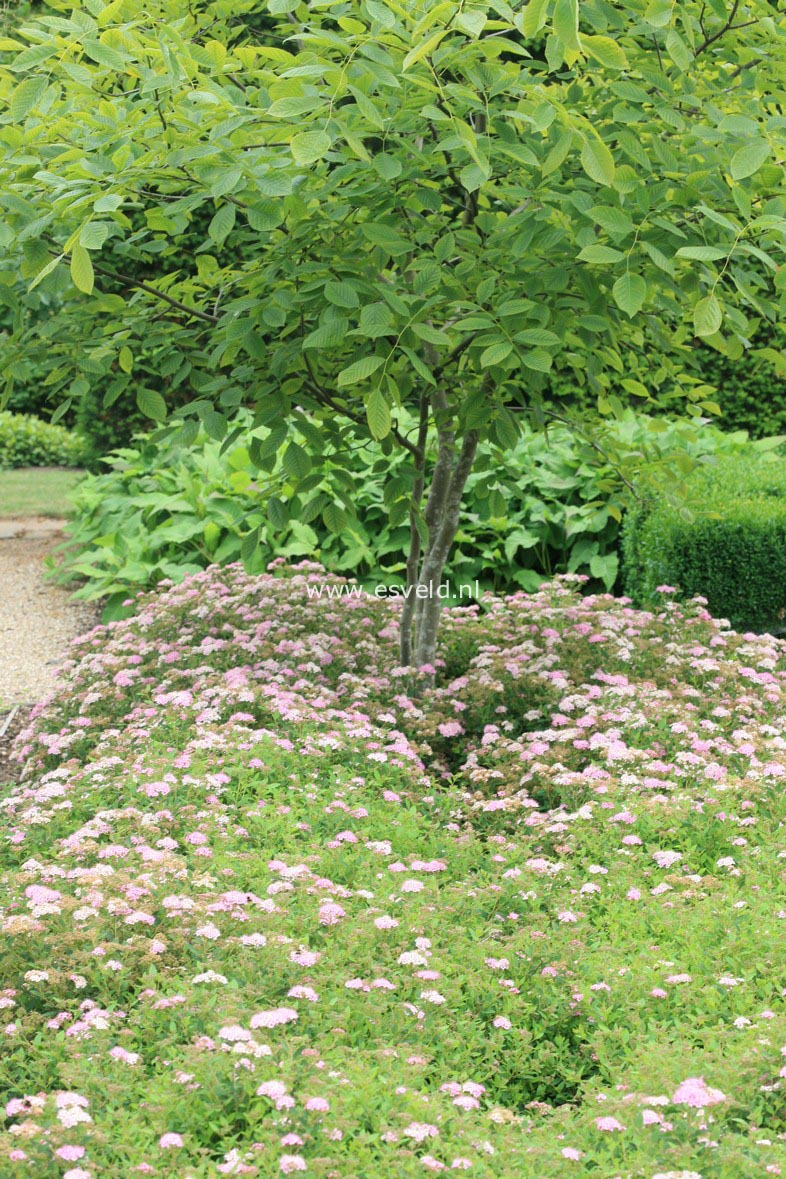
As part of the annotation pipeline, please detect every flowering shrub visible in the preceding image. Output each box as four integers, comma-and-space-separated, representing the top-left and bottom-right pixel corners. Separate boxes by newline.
3, 564, 786, 1175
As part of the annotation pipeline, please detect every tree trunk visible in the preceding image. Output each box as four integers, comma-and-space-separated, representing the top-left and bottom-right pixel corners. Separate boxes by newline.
411, 428, 478, 671
399, 393, 429, 666
398, 385, 478, 673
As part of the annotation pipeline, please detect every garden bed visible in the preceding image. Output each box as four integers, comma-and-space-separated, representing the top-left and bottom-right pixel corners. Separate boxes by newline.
2, 564, 786, 1176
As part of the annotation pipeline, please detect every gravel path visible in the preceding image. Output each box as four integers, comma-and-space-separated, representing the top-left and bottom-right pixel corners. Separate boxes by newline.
0, 518, 96, 708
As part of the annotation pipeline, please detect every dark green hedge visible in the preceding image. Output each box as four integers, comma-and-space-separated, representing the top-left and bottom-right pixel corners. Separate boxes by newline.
622, 455, 786, 634
0, 410, 88, 469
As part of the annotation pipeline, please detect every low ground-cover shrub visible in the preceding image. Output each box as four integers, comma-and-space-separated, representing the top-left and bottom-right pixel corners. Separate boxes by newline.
0, 410, 87, 470
3, 565, 786, 1175
623, 450, 786, 634
54, 409, 758, 619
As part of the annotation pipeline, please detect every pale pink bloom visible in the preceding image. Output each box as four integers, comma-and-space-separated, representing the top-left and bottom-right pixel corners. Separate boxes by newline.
595, 1116, 624, 1131
317, 903, 345, 925
250, 1007, 298, 1029
218, 1025, 252, 1042
652, 850, 682, 869
403, 1122, 439, 1142
257, 1080, 288, 1100
109, 1046, 140, 1065
672, 1077, 726, 1108
195, 923, 221, 940
484, 958, 509, 971
279, 1156, 307, 1173
290, 948, 320, 966
56, 1146, 86, 1161
305, 1097, 329, 1112
288, 986, 319, 1002
159, 1133, 184, 1148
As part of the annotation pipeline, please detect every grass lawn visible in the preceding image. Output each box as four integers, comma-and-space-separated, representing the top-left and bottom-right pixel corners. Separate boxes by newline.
0, 466, 84, 518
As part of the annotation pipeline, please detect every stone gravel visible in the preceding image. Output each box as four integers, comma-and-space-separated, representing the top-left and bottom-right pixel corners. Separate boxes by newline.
0, 518, 97, 707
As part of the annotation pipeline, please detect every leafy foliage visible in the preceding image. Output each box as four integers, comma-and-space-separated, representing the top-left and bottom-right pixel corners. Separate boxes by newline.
622, 447, 786, 633
0, 409, 87, 469
3, 0, 786, 661
55, 410, 760, 619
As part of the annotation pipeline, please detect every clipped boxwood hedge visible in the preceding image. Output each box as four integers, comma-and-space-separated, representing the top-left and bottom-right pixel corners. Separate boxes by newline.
622, 453, 786, 634
0, 409, 88, 470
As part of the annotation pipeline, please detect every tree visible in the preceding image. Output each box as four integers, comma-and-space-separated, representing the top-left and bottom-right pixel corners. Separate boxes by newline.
2, 0, 786, 668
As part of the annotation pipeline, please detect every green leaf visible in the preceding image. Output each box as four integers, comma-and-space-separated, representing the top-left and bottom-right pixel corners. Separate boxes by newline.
28, 254, 61, 291
70, 244, 94, 295
359, 302, 394, 338
323, 502, 348, 534
118, 346, 133, 373
693, 293, 723, 337
325, 281, 360, 308
583, 35, 628, 70
337, 355, 385, 386
208, 204, 236, 244
412, 322, 451, 346
521, 0, 549, 37
553, 0, 581, 52
612, 272, 647, 317
11, 76, 48, 122
203, 410, 227, 440
665, 28, 692, 71
581, 138, 616, 186
79, 222, 109, 249
578, 244, 624, 263
136, 388, 167, 422
730, 141, 770, 181
460, 162, 490, 193
247, 202, 284, 232
290, 131, 332, 165
514, 328, 560, 346
676, 246, 728, 261
590, 551, 619, 588
542, 131, 573, 177
589, 206, 634, 237
303, 319, 348, 349
402, 30, 448, 72
366, 387, 391, 439
240, 528, 260, 564
521, 349, 552, 372
268, 495, 289, 529
644, 0, 673, 27
81, 39, 128, 70
283, 441, 312, 480
267, 96, 323, 118
210, 168, 242, 198
457, 9, 486, 37
348, 86, 386, 129
480, 341, 513, 367
94, 193, 123, 213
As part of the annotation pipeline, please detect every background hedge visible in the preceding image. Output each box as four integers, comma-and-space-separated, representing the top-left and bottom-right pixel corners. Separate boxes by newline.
622, 451, 786, 634
0, 410, 87, 470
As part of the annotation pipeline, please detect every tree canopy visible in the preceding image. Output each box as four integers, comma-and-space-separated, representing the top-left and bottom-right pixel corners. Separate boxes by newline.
2, 0, 786, 662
